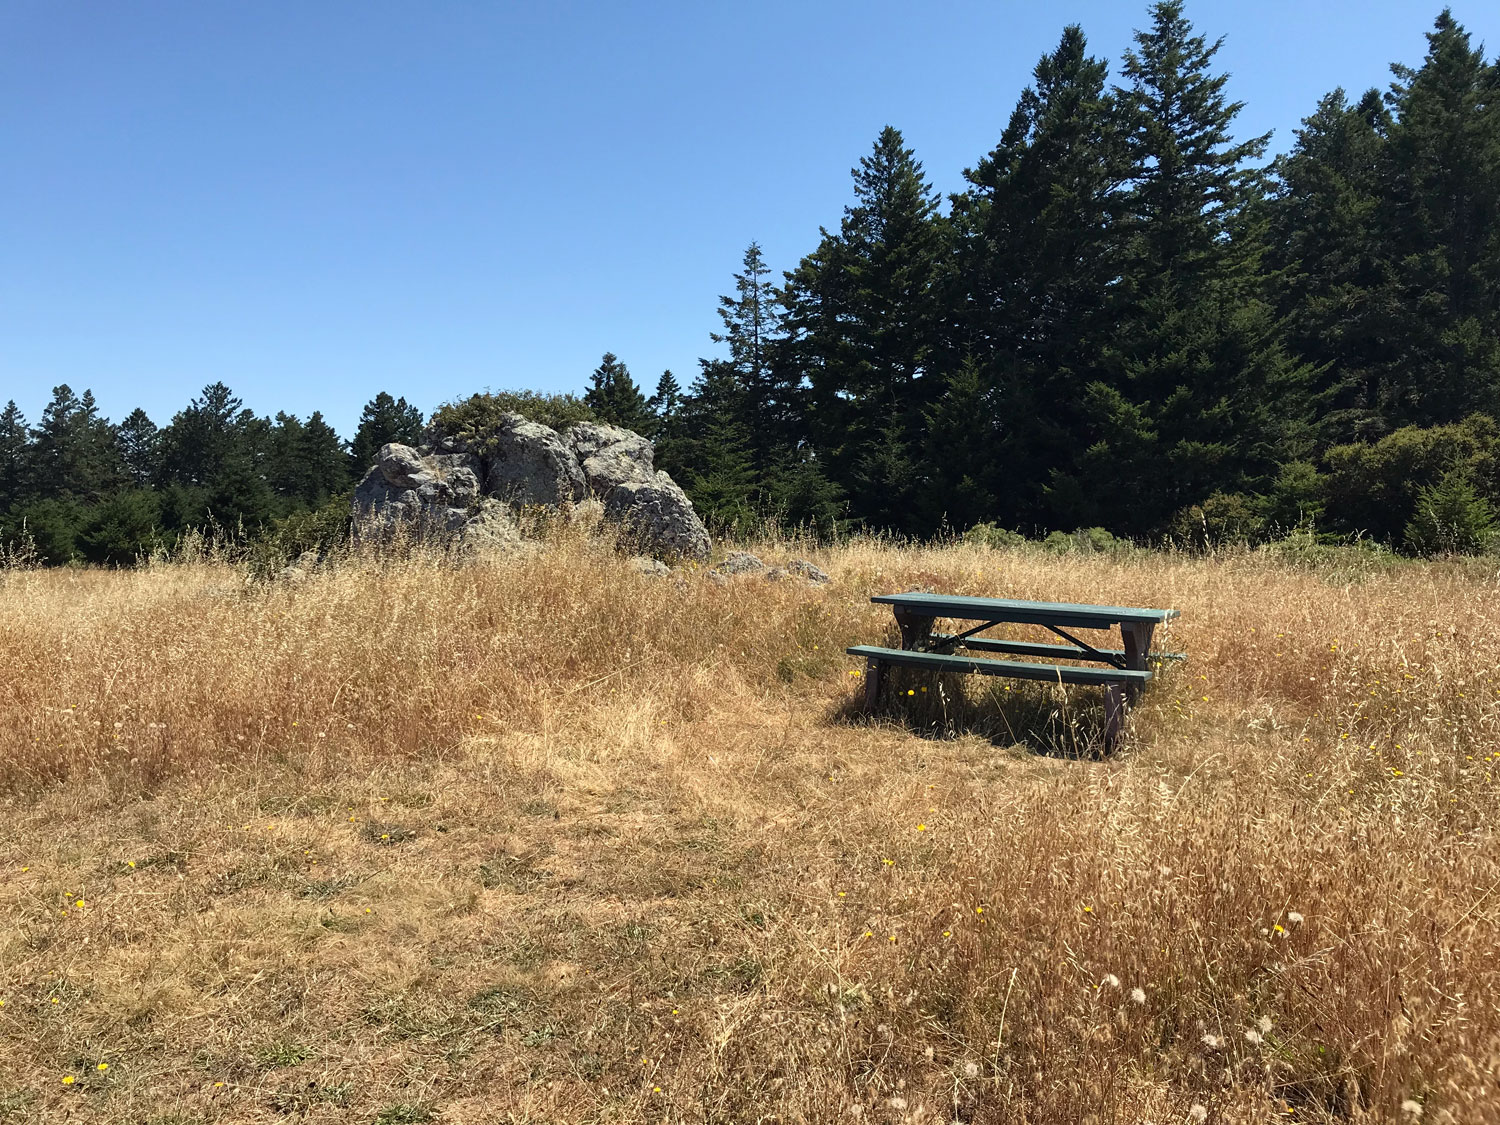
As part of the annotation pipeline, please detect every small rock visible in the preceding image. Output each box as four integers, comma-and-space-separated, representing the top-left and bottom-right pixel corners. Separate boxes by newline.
423, 429, 471, 455
764, 567, 788, 582
788, 558, 831, 584
714, 551, 766, 576
627, 556, 671, 578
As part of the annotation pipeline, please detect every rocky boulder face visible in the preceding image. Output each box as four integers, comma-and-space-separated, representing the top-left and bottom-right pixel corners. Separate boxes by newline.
353, 442, 504, 541
352, 414, 710, 561
485, 415, 587, 507
564, 422, 711, 563
602, 475, 712, 562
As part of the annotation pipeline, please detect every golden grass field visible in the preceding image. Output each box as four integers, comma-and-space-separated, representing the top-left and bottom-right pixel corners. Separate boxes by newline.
2, 531, 1499, 1123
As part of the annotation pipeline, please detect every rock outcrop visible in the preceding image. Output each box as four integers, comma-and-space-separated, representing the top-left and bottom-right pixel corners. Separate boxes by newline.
485, 415, 587, 507
352, 415, 711, 561
563, 422, 712, 563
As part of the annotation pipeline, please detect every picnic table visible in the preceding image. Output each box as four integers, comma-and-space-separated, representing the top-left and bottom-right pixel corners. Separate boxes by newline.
847, 592, 1181, 751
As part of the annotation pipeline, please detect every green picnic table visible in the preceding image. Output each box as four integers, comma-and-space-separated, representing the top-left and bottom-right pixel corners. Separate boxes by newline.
848, 592, 1182, 751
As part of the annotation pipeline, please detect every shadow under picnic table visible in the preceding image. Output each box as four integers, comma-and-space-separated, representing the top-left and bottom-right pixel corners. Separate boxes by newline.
828, 665, 1125, 759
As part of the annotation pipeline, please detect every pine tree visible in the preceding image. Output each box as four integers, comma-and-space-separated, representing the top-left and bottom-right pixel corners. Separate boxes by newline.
1404, 468, 1497, 555
299, 412, 350, 503
77, 490, 167, 566
648, 370, 683, 421
673, 359, 758, 531
267, 412, 308, 503
1115, 2, 1270, 293
920, 357, 1001, 531
647, 370, 686, 473
349, 392, 423, 474
0, 401, 29, 512
28, 386, 126, 503
1056, 1, 1311, 534
1378, 10, 1500, 426
158, 383, 274, 528
159, 382, 247, 487
1267, 88, 1397, 443
117, 408, 161, 487
713, 243, 803, 465
781, 126, 948, 531
584, 353, 656, 435
949, 25, 1124, 528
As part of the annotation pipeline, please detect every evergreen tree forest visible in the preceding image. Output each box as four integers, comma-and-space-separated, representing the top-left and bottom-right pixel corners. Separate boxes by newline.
4, 4, 1499, 563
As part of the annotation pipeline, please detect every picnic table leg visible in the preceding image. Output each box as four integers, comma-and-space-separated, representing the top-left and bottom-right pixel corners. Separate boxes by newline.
864, 655, 884, 710
1102, 683, 1127, 753
891, 607, 935, 650
1120, 621, 1156, 702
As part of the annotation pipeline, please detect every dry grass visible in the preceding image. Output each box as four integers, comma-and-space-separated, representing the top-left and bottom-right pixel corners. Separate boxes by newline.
2, 530, 1499, 1123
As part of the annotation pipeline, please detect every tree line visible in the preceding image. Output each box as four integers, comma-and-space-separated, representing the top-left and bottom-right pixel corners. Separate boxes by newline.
4, 2, 1499, 563
623, 2, 1499, 554
0, 386, 421, 563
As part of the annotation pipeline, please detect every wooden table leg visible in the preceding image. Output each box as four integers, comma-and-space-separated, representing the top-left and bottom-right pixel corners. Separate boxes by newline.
1103, 683, 1126, 753
864, 655, 884, 709
1120, 621, 1156, 702
892, 607, 935, 650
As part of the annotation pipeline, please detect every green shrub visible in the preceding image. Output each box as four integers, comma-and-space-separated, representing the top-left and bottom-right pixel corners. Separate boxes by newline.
1403, 470, 1497, 556
248, 497, 356, 577
1259, 528, 1400, 578
77, 490, 170, 566
429, 391, 597, 453
963, 522, 1028, 550
1168, 491, 1266, 550
1323, 415, 1499, 542
1041, 527, 1133, 555
1258, 461, 1326, 534
0, 499, 86, 565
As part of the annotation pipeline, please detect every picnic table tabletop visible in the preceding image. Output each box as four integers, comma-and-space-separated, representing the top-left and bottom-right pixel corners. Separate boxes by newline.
871, 592, 1179, 630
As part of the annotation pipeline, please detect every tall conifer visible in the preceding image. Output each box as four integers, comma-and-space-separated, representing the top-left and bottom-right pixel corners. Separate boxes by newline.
1267, 89, 1396, 442
1379, 10, 1500, 425
350, 393, 422, 473
29, 386, 125, 503
584, 353, 655, 435
117, 408, 162, 487
781, 126, 947, 531
1057, 1, 1310, 533
950, 25, 1123, 529
0, 402, 29, 512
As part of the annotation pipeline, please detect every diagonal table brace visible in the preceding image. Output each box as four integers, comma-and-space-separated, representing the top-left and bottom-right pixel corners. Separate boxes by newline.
1042, 623, 1127, 669
926, 620, 1001, 653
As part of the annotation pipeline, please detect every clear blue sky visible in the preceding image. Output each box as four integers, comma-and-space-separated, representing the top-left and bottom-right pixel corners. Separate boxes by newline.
2, 1, 1493, 439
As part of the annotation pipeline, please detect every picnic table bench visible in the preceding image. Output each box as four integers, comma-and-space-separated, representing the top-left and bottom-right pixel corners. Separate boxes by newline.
847, 592, 1182, 751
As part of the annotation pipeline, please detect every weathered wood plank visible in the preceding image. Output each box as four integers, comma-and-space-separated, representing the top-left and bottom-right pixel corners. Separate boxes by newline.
845, 646, 1152, 686
872, 592, 1178, 630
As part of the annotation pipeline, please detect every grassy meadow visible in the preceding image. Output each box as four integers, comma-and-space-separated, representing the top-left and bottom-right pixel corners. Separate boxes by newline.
1, 531, 1498, 1123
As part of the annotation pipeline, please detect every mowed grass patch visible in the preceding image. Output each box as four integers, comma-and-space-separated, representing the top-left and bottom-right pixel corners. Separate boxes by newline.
0, 536, 1497, 1121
